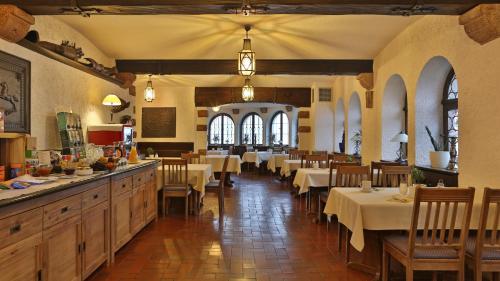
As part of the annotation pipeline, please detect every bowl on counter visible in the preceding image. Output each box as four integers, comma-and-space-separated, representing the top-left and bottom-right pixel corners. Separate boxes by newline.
63, 168, 76, 175
36, 165, 52, 177
75, 167, 93, 176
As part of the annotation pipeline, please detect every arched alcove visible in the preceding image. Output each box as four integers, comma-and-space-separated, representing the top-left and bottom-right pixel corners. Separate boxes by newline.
382, 74, 407, 160
334, 98, 345, 152
348, 93, 362, 155
314, 103, 335, 152
415, 56, 454, 165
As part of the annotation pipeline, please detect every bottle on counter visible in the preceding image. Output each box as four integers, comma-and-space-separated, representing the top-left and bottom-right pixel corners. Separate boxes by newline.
128, 142, 139, 164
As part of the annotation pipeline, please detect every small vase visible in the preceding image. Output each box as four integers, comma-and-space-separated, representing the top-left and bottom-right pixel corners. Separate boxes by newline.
430, 151, 450, 169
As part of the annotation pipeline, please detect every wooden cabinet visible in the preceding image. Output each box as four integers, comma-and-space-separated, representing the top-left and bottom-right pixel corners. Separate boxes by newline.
112, 191, 132, 252
0, 233, 42, 281
42, 215, 82, 281
82, 202, 108, 279
130, 185, 145, 235
144, 180, 157, 222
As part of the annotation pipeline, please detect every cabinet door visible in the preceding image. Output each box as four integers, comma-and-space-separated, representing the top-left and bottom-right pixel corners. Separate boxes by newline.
144, 181, 157, 222
82, 202, 108, 279
0, 233, 42, 281
130, 185, 145, 235
112, 191, 132, 251
42, 215, 81, 281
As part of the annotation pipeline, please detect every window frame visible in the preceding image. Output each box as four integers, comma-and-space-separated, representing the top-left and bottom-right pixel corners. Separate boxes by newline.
270, 111, 289, 145
442, 69, 458, 151
208, 113, 235, 145
240, 112, 263, 145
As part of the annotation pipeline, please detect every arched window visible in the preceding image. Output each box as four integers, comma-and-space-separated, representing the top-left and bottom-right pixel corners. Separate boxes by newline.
241, 113, 263, 145
209, 114, 234, 145
270, 111, 289, 145
443, 70, 459, 150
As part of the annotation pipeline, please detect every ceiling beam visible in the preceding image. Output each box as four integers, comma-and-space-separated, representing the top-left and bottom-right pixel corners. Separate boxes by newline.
1, 1, 494, 15
116, 59, 373, 75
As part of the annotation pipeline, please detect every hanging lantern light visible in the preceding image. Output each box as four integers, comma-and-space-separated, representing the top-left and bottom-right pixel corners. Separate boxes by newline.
242, 78, 254, 102
238, 25, 256, 77
212, 106, 221, 112
144, 74, 155, 102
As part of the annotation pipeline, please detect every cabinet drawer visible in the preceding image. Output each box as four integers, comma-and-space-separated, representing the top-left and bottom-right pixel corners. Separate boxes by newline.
82, 184, 108, 211
133, 172, 146, 188
145, 169, 156, 182
43, 195, 82, 229
112, 176, 132, 197
0, 208, 42, 249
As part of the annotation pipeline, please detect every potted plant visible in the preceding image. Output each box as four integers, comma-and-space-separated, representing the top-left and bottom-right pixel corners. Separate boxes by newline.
146, 147, 155, 157
243, 134, 249, 144
425, 126, 450, 169
350, 130, 362, 156
212, 134, 220, 144
411, 167, 425, 185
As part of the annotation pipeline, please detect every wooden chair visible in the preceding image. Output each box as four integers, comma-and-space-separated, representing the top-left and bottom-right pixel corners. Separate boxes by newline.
334, 165, 370, 254
198, 149, 207, 156
181, 152, 201, 164
371, 161, 405, 187
289, 149, 308, 160
301, 154, 329, 168
204, 156, 230, 219
466, 187, 500, 281
381, 165, 412, 187
312, 150, 328, 155
161, 159, 193, 218
382, 186, 475, 281
333, 154, 351, 163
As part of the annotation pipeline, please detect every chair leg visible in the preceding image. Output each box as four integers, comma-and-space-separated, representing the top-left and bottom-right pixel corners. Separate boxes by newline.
382, 244, 389, 281
337, 223, 342, 252
184, 196, 189, 218
457, 268, 465, 281
345, 228, 351, 263
406, 267, 413, 281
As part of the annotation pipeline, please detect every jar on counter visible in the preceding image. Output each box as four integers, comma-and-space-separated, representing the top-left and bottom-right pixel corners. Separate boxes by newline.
10, 163, 23, 179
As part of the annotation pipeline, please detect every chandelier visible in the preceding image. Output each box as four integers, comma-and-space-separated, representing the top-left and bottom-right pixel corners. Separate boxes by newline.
242, 78, 254, 102
144, 75, 155, 102
238, 25, 256, 77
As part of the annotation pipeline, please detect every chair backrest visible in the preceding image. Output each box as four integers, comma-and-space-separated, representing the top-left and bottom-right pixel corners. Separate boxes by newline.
333, 154, 351, 163
381, 165, 412, 187
161, 159, 189, 190
289, 149, 308, 160
218, 156, 230, 189
409, 187, 475, 260
335, 165, 370, 187
475, 187, 500, 261
181, 152, 201, 164
301, 154, 329, 168
311, 150, 328, 155
371, 161, 405, 187
329, 162, 361, 190
198, 149, 207, 156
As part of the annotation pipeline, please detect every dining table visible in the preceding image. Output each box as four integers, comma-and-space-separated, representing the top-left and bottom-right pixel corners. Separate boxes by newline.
280, 159, 302, 177
206, 150, 228, 156
205, 155, 242, 187
156, 163, 214, 195
293, 168, 336, 194
241, 151, 272, 168
323, 186, 488, 278
267, 153, 289, 173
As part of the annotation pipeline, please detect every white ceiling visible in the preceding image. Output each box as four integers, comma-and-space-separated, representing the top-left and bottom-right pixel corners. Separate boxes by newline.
56, 14, 419, 60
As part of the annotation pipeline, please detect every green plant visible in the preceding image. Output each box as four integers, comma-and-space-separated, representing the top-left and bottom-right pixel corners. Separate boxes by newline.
347, 155, 353, 162
146, 147, 154, 156
411, 167, 425, 184
350, 130, 362, 155
425, 126, 447, 151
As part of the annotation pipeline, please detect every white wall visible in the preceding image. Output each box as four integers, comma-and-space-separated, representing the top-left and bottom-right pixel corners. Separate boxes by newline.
347, 92, 362, 154
0, 16, 130, 150
382, 74, 407, 160
334, 98, 345, 153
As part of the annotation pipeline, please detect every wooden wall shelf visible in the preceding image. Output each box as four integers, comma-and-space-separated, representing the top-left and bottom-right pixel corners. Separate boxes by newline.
16, 39, 123, 87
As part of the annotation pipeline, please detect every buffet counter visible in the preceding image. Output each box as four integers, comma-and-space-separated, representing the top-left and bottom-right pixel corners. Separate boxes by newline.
0, 160, 159, 281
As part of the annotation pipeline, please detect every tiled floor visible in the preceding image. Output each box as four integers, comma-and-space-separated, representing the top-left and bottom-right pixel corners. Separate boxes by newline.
89, 172, 371, 281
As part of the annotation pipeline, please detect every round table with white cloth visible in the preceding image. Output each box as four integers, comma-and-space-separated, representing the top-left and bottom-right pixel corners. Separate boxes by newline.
280, 159, 302, 177
205, 155, 242, 174
156, 163, 214, 195
241, 151, 272, 168
206, 150, 228, 156
293, 168, 337, 194
267, 154, 289, 173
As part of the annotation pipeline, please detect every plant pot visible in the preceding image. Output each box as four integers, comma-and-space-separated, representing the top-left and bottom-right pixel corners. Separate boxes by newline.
430, 151, 450, 169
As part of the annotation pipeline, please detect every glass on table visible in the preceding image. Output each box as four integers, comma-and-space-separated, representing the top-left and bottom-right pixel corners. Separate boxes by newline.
437, 179, 445, 188
399, 181, 408, 196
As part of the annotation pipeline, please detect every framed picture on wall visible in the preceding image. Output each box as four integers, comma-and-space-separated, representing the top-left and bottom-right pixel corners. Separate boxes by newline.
0, 50, 31, 133
142, 107, 176, 138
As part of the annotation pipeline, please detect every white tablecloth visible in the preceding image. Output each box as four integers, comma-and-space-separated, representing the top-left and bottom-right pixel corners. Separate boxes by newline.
206, 150, 228, 156
267, 154, 289, 173
324, 187, 486, 252
157, 164, 213, 194
293, 168, 336, 194
280, 159, 302, 177
241, 151, 272, 167
205, 155, 242, 174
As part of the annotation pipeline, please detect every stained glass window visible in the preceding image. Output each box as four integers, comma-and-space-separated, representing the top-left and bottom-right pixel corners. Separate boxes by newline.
241, 113, 263, 145
270, 111, 289, 145
209, 114, 234, 144
443, 70, 459, 152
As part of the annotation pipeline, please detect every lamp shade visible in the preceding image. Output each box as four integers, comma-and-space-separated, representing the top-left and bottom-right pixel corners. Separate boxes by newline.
102, 94, 121, 106
238, 38, 256, 76
242, 78, 254, 101
391, 132, 408, 143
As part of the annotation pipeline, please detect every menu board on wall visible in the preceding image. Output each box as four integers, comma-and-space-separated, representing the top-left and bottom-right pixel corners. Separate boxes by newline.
142, 107, 176, 138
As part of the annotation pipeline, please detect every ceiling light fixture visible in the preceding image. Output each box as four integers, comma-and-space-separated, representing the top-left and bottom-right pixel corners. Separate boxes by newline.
212, 106, 221, 112
238, 25, 256, 77
227, 0, 268, 16
144, 74, 156, 103
242, 78, 254, 102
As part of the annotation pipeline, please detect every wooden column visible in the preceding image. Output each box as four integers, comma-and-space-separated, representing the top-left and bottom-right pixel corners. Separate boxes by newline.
0, 5, 34, 43
357, 73, 374, 109
459, 4, 500, 45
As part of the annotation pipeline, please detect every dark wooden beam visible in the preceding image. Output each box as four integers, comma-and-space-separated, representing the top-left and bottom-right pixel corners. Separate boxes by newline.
116, 59, 372, 75
1, 1, 492, 15
195, 87, 311, 108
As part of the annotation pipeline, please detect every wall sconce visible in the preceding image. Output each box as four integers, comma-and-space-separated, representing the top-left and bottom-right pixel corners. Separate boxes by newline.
102, 94, 121, 123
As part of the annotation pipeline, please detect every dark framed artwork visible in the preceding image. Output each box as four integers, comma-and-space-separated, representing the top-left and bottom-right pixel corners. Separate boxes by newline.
142, 107, 176, 138
0, 50, 31, 133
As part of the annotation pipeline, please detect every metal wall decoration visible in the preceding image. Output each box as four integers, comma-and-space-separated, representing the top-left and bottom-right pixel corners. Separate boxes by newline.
0, 51, 30, 133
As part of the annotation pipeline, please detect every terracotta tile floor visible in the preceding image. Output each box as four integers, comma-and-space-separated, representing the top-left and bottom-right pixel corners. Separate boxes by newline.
89, 173, 372, 281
